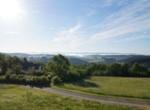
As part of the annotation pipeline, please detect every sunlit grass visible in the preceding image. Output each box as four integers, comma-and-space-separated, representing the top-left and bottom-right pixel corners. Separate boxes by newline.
59, 77, 150, 99
0, 84, 138, 110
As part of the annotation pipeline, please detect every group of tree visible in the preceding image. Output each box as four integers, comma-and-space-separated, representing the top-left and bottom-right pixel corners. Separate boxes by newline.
0, 54, 86, 86
0, 53, 150, 87
0, 54, 47, 86
87, 63, 150, 77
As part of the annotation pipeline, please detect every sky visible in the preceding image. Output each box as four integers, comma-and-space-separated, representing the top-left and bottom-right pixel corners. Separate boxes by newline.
0, 0, 150, 54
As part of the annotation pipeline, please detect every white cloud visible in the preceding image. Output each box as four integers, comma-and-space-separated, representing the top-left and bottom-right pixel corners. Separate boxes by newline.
86, 0, 150, 43
49, 0, 150, 52
48, 23, 86, 52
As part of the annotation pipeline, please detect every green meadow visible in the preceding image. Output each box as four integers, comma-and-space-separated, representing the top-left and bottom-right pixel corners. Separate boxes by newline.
59, 76, 150, 99
0, 84, 139, 110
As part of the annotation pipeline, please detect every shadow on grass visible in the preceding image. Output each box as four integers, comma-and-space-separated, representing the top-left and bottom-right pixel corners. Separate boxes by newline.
69, 80, 99, 88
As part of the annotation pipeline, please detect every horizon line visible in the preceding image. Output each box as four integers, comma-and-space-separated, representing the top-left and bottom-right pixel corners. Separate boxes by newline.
0, 51, 149, 56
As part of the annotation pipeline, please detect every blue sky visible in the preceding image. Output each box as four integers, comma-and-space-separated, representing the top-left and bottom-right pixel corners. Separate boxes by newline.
0, 0, 150, 54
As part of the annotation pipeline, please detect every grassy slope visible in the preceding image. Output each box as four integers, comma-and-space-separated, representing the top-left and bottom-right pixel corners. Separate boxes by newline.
59, 77, 150, 99
0, 84, 138, 110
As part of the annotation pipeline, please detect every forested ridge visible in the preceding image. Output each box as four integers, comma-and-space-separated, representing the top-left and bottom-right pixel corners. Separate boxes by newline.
0, 53, 150, 87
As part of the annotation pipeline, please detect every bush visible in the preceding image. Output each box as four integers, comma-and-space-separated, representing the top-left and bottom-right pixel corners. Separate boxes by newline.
51, 76, 62, 86
33, 75, 50, 85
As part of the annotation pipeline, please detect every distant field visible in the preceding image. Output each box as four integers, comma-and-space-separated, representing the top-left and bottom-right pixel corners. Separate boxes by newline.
0, 84, 137, 110
59, 77, 150, 99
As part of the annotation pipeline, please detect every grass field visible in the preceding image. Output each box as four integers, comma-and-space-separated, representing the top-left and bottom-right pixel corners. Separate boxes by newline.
58, 76, 150, 99
0, 84, 139, 110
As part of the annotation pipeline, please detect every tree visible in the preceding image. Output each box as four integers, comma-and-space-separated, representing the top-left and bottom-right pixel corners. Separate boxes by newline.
12, 64, 22, 74
87, 64, 107, 76
5, 68, 13, 80
107, 63, 122, 76
0, 54, 7, 75
121, 63, 130, 76
130, 63, 149, 76
45, 54, 70, 82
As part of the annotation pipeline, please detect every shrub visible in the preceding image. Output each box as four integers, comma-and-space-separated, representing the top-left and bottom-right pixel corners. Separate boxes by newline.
51, 76, 62, 86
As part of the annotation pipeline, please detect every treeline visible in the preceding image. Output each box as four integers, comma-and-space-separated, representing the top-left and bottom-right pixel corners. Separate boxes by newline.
87, 63, 150, 77
0, 53, 150, 87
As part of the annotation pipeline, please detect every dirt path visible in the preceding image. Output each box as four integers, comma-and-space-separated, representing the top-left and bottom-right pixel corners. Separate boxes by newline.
38, 87, 150, 109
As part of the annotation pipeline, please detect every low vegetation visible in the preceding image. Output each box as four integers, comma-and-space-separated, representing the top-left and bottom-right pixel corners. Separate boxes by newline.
0, 84, 138, 110
59, 76, 150, 99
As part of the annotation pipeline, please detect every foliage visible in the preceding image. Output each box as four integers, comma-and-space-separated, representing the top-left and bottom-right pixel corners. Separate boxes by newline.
45, 54, 85, 83
130, 63, 149, 76
87, 63, 150, 77
51, 75, 62, 86
0, 53, 150, 87
45, 54, 70, 81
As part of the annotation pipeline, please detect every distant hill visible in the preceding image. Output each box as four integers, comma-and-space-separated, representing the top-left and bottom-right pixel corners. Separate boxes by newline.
5, 53, 150, 65
120, 55, 150, 67
7, 53, 87, 65
82, 55, 132, 64
67, 57, 87, 65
